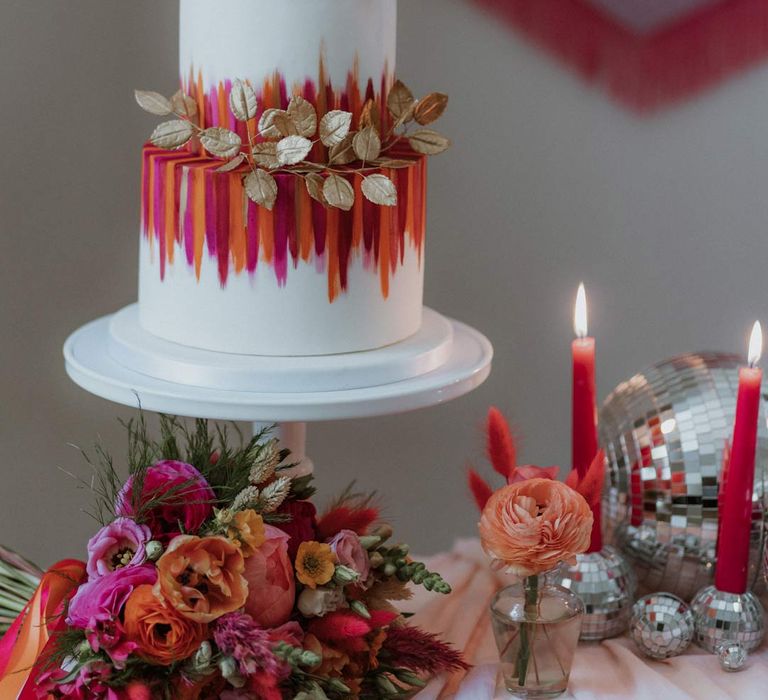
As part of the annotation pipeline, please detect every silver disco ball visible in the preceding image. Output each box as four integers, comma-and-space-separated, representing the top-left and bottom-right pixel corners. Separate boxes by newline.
600, 352, 768, 601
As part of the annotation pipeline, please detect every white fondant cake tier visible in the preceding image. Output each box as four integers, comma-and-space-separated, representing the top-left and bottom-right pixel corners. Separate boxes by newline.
136, 0, 428, 357
180, 0, 396, 91
138, 234, 425, 356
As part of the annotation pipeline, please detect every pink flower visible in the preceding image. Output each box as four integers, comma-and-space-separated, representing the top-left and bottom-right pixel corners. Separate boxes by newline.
275, 500, 317, 559
327, 529, 370, 580
213, 611, 286, 678
508, 465, 559, 484
116, 461, 216, 544
242, 525, 295, 627
36, 661, 118, 699
67, 564, 157, 629
86, 517, 152, 579
86, 619, 137, 669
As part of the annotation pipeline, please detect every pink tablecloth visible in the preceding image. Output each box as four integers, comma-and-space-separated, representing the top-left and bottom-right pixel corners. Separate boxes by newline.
413, 539, 768, 699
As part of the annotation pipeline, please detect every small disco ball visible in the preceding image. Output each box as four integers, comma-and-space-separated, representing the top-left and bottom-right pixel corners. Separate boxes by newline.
690, 584, 765, 653
600, 352, 768, 601
549, 545, 636, 640
717, 641, 748, 672
629, 593, 694, 659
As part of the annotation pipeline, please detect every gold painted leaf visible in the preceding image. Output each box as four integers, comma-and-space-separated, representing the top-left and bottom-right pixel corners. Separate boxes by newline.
387, 80, 415, 120
170, 90, 198, 119
320, 110, 353, 147
413, 92, 449, 125
150, 119, 194, 149
135, 89, 172, 116
329, 133, 356, 164
305, 173, 326, 204
215, 153, 246, 172
200, 127, 242, 158
323, 173, 354, 210
359, 99, 381, 131
276, 135, 313, 166
251, 141, 280, 169
352, 126, 381, 162
259, 108, 297, 139
287, 96, 317, 138
408, 129, 450, 155
229, 79, 258, 121
362, 174, 397, 206
244, 169, 278, 210
373, 158, 416, 168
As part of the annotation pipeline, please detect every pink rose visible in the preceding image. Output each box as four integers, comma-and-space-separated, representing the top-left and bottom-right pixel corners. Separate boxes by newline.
243, 525, 295, 627
116, 461, 215, 544
67, 564, 157, 629
275, 500, 317, 559
86, 517, 152, 579
327, 529, 370, 580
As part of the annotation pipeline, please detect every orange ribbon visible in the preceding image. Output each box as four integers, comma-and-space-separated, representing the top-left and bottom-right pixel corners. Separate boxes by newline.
0, 559, 86, 699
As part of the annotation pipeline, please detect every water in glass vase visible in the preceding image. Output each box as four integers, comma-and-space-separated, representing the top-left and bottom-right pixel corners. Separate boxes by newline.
490, 577, 583, 698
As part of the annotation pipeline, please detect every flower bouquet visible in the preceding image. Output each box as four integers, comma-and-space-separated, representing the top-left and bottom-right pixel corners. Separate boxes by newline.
0, 416, 466, 699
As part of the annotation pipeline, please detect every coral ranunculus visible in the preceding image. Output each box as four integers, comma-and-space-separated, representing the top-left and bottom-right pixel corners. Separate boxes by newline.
123, 584, 207, 665
116, 461, 216, 544
479, 477, 592, 577
155, 535, 247, 623
243, 525, 295, 627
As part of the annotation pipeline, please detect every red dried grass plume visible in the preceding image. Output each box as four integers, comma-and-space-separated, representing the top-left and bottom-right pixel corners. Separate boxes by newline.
486, 407, 516, 479
382, 625, 470, 674
565, 449, 605, 509
468, 468, 494, 511
316, 505, 379, 541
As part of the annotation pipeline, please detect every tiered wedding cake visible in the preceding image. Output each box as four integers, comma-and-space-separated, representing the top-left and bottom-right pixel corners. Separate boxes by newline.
138, 0, 433, 356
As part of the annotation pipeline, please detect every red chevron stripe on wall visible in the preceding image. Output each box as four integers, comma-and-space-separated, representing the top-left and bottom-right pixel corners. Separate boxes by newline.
473, 0, 768, 113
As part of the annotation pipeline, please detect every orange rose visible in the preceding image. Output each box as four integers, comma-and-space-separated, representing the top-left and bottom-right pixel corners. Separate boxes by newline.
155, 535, 247, 623
123, 584, 207, 665
479, 478, 592, 577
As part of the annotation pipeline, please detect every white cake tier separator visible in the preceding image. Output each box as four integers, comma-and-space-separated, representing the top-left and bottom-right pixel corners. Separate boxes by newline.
64, 306, 492, 473
107, 304, 455, 393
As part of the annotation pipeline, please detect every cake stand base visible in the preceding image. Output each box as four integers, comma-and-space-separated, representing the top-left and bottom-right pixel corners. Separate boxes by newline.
64, 305, 492, 472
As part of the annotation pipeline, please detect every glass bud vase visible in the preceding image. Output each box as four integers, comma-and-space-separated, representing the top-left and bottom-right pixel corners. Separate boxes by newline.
490, 575, 584, 698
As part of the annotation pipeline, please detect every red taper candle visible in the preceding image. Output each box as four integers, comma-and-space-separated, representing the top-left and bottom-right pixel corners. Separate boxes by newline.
572, 283, 601, 551
716, 321, 763, 594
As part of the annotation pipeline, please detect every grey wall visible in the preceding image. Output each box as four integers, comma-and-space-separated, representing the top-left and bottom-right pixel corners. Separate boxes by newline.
2, 0, 767, 567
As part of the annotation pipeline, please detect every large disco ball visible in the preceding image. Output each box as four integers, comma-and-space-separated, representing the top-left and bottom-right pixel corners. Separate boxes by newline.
600, 352, 768, 601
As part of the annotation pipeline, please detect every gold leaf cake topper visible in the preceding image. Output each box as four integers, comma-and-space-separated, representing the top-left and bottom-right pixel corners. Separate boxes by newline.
135, 79, 450, 211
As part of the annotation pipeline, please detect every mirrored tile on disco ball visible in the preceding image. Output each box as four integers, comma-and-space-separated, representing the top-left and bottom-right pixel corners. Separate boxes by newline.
600, 353, 768, 600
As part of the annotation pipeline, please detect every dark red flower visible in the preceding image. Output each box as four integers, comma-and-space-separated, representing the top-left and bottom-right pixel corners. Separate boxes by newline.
275, 500, 317, 560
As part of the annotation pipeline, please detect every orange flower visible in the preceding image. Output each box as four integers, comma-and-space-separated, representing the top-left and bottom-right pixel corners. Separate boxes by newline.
303, 632, 350, 676
227, 509, 266, 557
479, 478, 592, 577
155, 535, 247, 623
123, 584, 207, 665
295, 541, 335, 589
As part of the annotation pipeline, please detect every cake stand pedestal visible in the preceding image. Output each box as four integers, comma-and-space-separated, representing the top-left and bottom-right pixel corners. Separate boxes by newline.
64, 304, 492, 472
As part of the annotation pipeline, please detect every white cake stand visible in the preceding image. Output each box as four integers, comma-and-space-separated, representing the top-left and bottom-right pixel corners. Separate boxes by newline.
64, 304, 492, 473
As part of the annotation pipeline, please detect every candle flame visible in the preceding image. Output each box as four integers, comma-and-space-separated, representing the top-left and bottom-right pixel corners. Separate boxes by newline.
574, 283, 588, 338
748, 320, 762, 367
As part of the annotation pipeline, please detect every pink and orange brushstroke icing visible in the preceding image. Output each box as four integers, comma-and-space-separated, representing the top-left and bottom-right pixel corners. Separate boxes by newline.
141, 61, 427, 302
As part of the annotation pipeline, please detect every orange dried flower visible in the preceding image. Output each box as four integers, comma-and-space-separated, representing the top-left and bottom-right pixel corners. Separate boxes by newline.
295, 541, 335, 589
479, 478, 592, 577
123, 584, 207, 666
155, 535, 247, 623
227, 509, 266, 557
